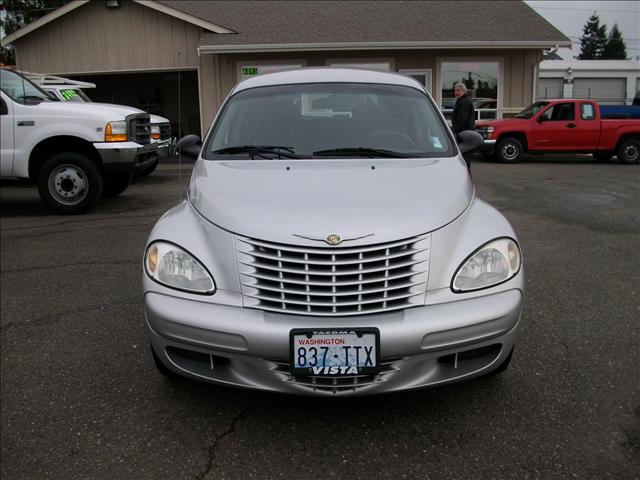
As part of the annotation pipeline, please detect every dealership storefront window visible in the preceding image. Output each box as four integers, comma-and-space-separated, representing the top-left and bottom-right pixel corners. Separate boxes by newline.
441, 61, 499, 121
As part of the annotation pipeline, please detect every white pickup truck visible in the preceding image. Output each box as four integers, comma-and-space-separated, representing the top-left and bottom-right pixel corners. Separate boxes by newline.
0, 68, 158, 213
26, 72, 172, 175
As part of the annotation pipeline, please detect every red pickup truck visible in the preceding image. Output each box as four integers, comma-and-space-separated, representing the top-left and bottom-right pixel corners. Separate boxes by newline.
475, 99, 640, 164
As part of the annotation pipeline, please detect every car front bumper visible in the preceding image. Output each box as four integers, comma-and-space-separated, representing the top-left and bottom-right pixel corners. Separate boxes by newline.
93, 141, 159, 174
152, 139, 171, 160
145, 287, 523, 396
482, 139, 497, 155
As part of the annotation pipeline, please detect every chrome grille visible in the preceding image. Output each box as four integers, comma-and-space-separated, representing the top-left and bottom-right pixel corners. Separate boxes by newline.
237, 234, 430, 316
127, 113, 151, 144
159, 123, 171, 140
271, 357, 405, 394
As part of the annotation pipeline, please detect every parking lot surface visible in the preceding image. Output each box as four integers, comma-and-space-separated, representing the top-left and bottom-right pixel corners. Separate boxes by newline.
1, 156, 639, 479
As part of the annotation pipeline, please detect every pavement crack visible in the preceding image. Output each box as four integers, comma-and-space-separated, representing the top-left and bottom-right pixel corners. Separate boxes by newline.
195, 403, 255, 480
1, 296, 140, 332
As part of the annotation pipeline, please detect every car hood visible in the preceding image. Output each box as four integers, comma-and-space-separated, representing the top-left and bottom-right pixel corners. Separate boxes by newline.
476, 118, 530, 129
188, 157, 474, 246
37, 100, 144, 119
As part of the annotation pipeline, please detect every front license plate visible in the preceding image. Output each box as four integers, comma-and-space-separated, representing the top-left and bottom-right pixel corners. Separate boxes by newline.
290, 328, 380, 376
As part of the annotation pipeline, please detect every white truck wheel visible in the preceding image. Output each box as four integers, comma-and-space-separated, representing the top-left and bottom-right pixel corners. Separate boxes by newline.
37, 153, 103, 214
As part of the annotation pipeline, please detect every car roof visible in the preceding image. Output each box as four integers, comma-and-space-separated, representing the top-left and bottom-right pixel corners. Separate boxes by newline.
233, 67, 424, 93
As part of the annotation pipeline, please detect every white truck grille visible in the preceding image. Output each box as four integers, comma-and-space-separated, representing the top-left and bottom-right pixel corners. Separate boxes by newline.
237, 234, 430, 316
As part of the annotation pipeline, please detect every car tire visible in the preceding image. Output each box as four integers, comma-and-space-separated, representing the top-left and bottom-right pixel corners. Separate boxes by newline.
617, 138, 640, 164
102, 173, 131, 197
592, 152, 613, 162
37, 152, 103, 214
138, 158, 159, 177
497, 137, 523, 163
151, 344, 183, 380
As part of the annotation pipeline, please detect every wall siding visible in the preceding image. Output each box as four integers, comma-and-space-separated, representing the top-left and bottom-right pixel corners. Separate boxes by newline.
198, 49, 540, 134
13, 0, 200, 74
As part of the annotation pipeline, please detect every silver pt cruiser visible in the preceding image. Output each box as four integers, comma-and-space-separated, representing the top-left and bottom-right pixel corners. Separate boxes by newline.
143, 68, 524, 396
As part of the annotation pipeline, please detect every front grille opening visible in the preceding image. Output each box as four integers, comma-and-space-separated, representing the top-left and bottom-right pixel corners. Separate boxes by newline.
272, 357, 405, 393
166, 346, 230, 369
438, 344, 501, 367
238, 234, 430, 316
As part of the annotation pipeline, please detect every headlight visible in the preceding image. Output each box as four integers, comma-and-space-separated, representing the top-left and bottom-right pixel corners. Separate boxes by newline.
144, 241, 215, 294
452, 238, 521, 292
105, 121, 128, 142
150, 124, 161, 140
476, 126, 495, 139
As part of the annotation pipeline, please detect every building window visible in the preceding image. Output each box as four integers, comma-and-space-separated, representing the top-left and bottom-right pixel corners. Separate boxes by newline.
440, 61, 499, 121
399, 69, 432, 94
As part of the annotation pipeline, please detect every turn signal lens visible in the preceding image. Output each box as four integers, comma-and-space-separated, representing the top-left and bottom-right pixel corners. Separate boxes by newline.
150, 125, 161, 140
105, 121, 128, 142
148, 244, 158, 273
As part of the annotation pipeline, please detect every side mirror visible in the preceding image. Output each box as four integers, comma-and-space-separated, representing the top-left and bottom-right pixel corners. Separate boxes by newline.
175, 134, 202, 160
457, 130, 484, 155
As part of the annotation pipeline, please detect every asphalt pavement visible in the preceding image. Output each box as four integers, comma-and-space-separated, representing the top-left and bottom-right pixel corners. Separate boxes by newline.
1, 154, 639, 479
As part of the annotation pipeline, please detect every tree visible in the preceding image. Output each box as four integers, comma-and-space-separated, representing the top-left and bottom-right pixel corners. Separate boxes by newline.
578, 13, 608, 60
0, 0, 70, 65
602, 23, 628, 59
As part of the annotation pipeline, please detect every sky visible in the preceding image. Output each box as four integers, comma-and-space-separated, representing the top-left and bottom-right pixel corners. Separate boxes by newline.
525, 1, 640, 60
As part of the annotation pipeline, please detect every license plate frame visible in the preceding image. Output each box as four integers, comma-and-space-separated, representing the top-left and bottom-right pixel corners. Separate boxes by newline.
289, 328, 380, 376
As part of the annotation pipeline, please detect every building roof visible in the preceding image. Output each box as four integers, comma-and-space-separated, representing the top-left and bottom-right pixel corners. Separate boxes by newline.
2, 0, 571, 52
157, 0, 571, 53
540, 60, 640, 72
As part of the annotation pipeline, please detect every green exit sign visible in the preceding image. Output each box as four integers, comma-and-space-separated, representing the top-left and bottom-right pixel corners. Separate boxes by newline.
242, 67, 259, 76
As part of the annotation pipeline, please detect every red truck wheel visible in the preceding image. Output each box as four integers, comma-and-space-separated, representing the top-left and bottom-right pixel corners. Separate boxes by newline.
617, 138, 640, 164
497, 137, 523, 163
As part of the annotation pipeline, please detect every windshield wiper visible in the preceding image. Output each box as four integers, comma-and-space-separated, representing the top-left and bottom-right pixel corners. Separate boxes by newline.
313, 147, 412, 158
210, 145, 302, 159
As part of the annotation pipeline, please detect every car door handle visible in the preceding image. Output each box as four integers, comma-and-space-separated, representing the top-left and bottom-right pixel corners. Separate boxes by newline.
566, 123, 577, 128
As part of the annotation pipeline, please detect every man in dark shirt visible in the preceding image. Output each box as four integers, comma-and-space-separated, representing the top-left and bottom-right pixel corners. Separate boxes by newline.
451, 82, 475, 135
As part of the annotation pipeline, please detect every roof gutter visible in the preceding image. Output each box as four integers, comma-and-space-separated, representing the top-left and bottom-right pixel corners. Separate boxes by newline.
198, 40, 572, 55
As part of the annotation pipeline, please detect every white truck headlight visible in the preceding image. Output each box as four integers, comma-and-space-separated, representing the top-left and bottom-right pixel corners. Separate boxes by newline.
105, 121, 128, 142
145, 241, 215, 294
452, 238, 521, 292
150, 124, 161, 140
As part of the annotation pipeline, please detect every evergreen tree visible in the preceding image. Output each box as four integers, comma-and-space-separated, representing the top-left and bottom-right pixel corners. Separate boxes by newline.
0, 0, 70, 65
578, 13, 608, 60
602, 24, 628, 59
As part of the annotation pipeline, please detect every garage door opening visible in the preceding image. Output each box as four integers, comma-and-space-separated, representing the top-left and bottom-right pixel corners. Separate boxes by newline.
69, 70, 200, 137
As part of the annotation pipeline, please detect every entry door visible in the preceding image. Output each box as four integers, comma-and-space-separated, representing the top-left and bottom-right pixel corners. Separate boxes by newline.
530, 102, 578, 150
0, 92, 14, 176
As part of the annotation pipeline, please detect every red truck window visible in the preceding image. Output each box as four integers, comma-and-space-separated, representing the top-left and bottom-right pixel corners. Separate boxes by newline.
540, 103, 575, 122
581, 103, 595, 120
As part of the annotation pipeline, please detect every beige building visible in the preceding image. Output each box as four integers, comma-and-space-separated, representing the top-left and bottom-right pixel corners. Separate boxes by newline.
2, 0, 570, 136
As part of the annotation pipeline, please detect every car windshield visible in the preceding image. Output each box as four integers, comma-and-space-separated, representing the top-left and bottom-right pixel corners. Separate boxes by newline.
204, 83, 455, 159
515, 101, 549, 119
0, 68, 53, 104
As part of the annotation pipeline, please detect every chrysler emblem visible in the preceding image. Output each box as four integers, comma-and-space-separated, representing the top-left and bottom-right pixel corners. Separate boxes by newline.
292, 232, 374, 245
326, 234, 342, 245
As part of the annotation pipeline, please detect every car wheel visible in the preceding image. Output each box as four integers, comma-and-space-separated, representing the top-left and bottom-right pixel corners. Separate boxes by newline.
137, 158, 159, 177
151, 344, 183, 380
102, 173, 131, 197
37, 152, 103, 214
592, 152, 613, 162
617, 138, 640, 164
497, 138, 523, 163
